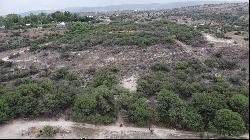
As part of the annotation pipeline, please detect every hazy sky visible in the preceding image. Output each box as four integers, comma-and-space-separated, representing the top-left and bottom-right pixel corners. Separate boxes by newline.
0, 0, 248, 15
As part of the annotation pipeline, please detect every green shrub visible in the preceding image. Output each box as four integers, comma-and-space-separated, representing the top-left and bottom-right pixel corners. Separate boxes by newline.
52, 68, 78, 82
0, 99, 12, 122
71, 87, 116, 124
0, 60, 13, 67
30, 44, 40, 52
215, 32, 225, 38
71, 90, 97, 120
88, 67, 118, 88
167, 104, 204, 131
208, 109, 246, 136
174, 61, 189, 70
217, 58, 237, 70
190, 92, 228, 125
124, 98, 156, 126
176, 82, 195, 98
150, 63, 170, 72
229, 94, 249, 113
209, 77, 230, 94
137, 72, 166, 96
156, 90, 184, 123
38, 125, 56, 137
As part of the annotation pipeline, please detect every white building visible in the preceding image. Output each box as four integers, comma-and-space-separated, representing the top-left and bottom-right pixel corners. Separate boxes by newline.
57, 22, 66, 27
25, 23, 31, 26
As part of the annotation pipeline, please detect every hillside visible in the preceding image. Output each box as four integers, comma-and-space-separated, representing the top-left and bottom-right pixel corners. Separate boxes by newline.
0, 2, 249, 139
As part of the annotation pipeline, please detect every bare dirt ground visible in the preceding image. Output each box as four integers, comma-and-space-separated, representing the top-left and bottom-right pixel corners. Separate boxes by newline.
120, 74, 138, 91
0, 118, 248, 139
0, 44, 190, 81
203, 33, 234, 44
0, 118, 202, 139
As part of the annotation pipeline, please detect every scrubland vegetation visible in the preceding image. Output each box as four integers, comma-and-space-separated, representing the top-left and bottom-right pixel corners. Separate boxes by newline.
0, 3, 249, 138
0, 57, 248, 136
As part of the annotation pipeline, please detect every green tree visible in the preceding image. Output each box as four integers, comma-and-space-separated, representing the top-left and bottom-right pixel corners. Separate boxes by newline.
125, 98, 156, 126
208, 109, 246, 136
156, 89, 184, 124
88, 67, 118, 88
190, 92, 228, 126
229, 94, 249, 113
3, 14, 22, 28
167, 104, 204, 131
71, 91, 97, 122
0, 99, 12, 122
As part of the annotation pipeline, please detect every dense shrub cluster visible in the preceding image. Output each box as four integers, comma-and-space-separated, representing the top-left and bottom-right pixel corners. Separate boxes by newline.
0, 61, 248, 137
71, 66, 119, 124
42, 20, 203, 51
136, 59, 248, 136
0, 70, 79, 122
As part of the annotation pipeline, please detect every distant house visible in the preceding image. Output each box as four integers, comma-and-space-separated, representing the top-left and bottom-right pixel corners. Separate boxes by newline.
97, 16, 111, 24
57, 22, 66, 27
0, 26, 5, 29
59, 22, 66, 26
26, 23, 31, 26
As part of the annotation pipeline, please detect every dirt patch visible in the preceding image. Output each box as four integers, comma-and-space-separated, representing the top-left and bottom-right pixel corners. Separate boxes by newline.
120, 75, 138, 91
203, 33, 234, 44
0, 119, 202, 139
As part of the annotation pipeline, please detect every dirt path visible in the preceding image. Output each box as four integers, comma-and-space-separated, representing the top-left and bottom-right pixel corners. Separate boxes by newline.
0, 119, 202, 139
202, 33, 234, 44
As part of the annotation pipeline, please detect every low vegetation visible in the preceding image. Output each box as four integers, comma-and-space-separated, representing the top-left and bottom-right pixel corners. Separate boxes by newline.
37, 125, 56, 137
0, 4, 249, 138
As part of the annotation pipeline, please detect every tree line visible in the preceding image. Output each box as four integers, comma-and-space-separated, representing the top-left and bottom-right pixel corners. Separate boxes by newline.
0, 11, 94, 29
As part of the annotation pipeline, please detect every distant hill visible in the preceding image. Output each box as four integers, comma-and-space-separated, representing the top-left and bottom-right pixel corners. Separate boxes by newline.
20, 1, 247, 16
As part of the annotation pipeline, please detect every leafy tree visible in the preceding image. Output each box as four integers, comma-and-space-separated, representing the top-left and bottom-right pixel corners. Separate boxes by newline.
3, 14, 22, 28
125, 98, 156, 126
208, 109, 246, 136
167, 104, 204, 131
71, 90, 97, 122
229, 94, 249, 113
156, 89, 184, 123
88, 66, 118, 88
228, 94, 249, 130
0, 99, 12, 122
137, 72, 166, 96
71, 86, 116, 124
51, 11, 66, 22
190, 92, 228, 126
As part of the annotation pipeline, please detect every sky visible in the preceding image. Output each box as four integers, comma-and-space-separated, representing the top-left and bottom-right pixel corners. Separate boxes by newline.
0, 0, 248, 15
